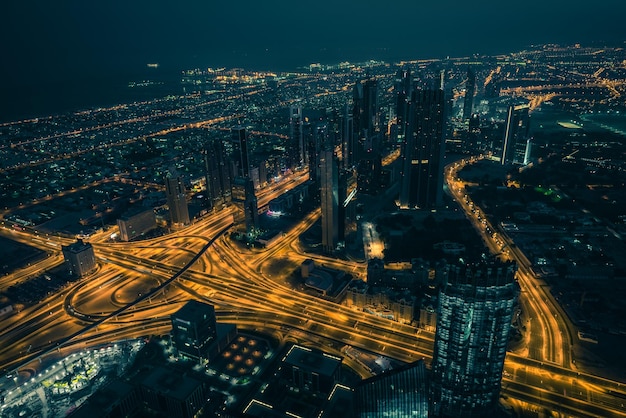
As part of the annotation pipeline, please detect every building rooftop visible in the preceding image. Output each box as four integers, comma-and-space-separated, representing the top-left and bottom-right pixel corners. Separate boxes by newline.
282, 345, 342, 377
140, 366, 203, 401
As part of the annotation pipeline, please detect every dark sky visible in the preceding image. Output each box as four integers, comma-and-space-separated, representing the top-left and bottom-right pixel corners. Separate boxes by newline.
2, 0, 626, 118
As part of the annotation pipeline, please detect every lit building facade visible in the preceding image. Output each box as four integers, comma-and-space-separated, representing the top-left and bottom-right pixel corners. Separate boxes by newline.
399, 88, 446, 209
117, 208, 156, 242
462, 68, 476, 121
288, 105, 304, 170
62, 239, 96, 278
231, 126, 250, 179
171, 300, 217, 361
355, 360, 429, 417
501, 104, 530, 165
165, 175, 190, 226
320, 149, 339, 252
430, 260, 518, 417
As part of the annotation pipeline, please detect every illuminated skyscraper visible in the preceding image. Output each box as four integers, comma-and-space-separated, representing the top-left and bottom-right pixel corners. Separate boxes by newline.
288, 106, 304, 170
431, 259, 518, 417
355, 360, 429, 417
353, 77, 379, 162
231, 126, 250, 178
395, 68, 412, 144
62, 239, 96, 278
165, 175, 190, 226
501, 104, 530, 165
203, 137, 231, 208
462, 68, 476, 120
171, 300, 217, 361
320, 148, 339, 253
399, 88, 446, 209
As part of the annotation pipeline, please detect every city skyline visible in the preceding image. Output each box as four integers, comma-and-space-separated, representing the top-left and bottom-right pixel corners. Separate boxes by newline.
1, 37, 626, 416
3, 1, 626, 121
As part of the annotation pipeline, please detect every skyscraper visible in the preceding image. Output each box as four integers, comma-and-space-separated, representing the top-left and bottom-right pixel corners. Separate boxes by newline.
501, 104, 530, 165
355, 360, 429, 418
430, 259, 519, 418
62, 239, 96, 278
353, 77, 379, 162
399, 87, 446, 209
203, 137, 232, 208
231, 126, 250, 178
165, 175, 190, 226
462, 68, 476, 121
171, 300, 218, 361
288, 106, 304, 171
320, 148, 339, 253
394, 68, 412, 144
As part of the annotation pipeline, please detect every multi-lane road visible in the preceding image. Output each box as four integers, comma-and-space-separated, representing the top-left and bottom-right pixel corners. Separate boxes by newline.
1, 162, 626, 416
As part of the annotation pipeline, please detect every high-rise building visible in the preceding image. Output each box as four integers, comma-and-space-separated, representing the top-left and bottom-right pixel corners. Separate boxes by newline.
501, 104, 531, 165
399, 88, 446, 209
117, 208, 156, 242
355, 360, 429, 418
353, 77, 379, 162
462, 68, 476, 120
320, 149, 339, 253
231, 126, 250, 179
231, 177, 259, 234
62, 239, 97, 278
288, 106, 304, 170
430, 259, 519, 418
395, 69, 412, 144
165, 175, 190, 226
203, 138, 231, 208
171, 300, 218, 361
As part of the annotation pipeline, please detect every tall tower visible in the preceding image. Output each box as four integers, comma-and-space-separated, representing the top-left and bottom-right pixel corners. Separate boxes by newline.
399, 88, 446, 209
288, 106, 304, 171
171, 300, 218, 361
165, 175, 190, 226
62, 239, 96, 278
231, 126, 250, 178
501, 104, 530, 165
320, 149, 339, 253
355, 360, 429, 417
203, 137, 232, 208
395, 68, 412, 144
353, 77, 379, 162
462, 68, 476, 121
431, 259, 519, 418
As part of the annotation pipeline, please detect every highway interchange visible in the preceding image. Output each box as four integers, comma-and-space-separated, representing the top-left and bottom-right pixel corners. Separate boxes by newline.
1, 160, 626, 417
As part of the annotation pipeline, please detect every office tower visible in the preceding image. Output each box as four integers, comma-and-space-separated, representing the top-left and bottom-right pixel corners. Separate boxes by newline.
308, 122, 327, 184
462, 68, 476, 120
171, 300, 218, 361
431, 260, 518, 418
231, 177, 259, 234
62, 239, 96, 278
342, 104, 355, 169
501, 104, 530, 165
355, 360, 429, 418
320, 148, 339, 253
231, 126, 250, 179
288, 106, 304, 170
395, 69, 412, 144
523, 137, 533, 165
399, 88, 446, 209
165, 175, 190, 226
353, 77, 379, 162
117, 208, 156, 242
203, 138, 232, 208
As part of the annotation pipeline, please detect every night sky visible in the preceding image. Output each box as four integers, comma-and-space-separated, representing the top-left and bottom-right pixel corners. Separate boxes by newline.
2, 0, 626, 119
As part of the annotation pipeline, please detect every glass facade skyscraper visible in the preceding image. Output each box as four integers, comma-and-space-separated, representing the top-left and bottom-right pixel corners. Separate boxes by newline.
399, 88, 446, 209
430, 260, 518, 417
355, 360, 429, 417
